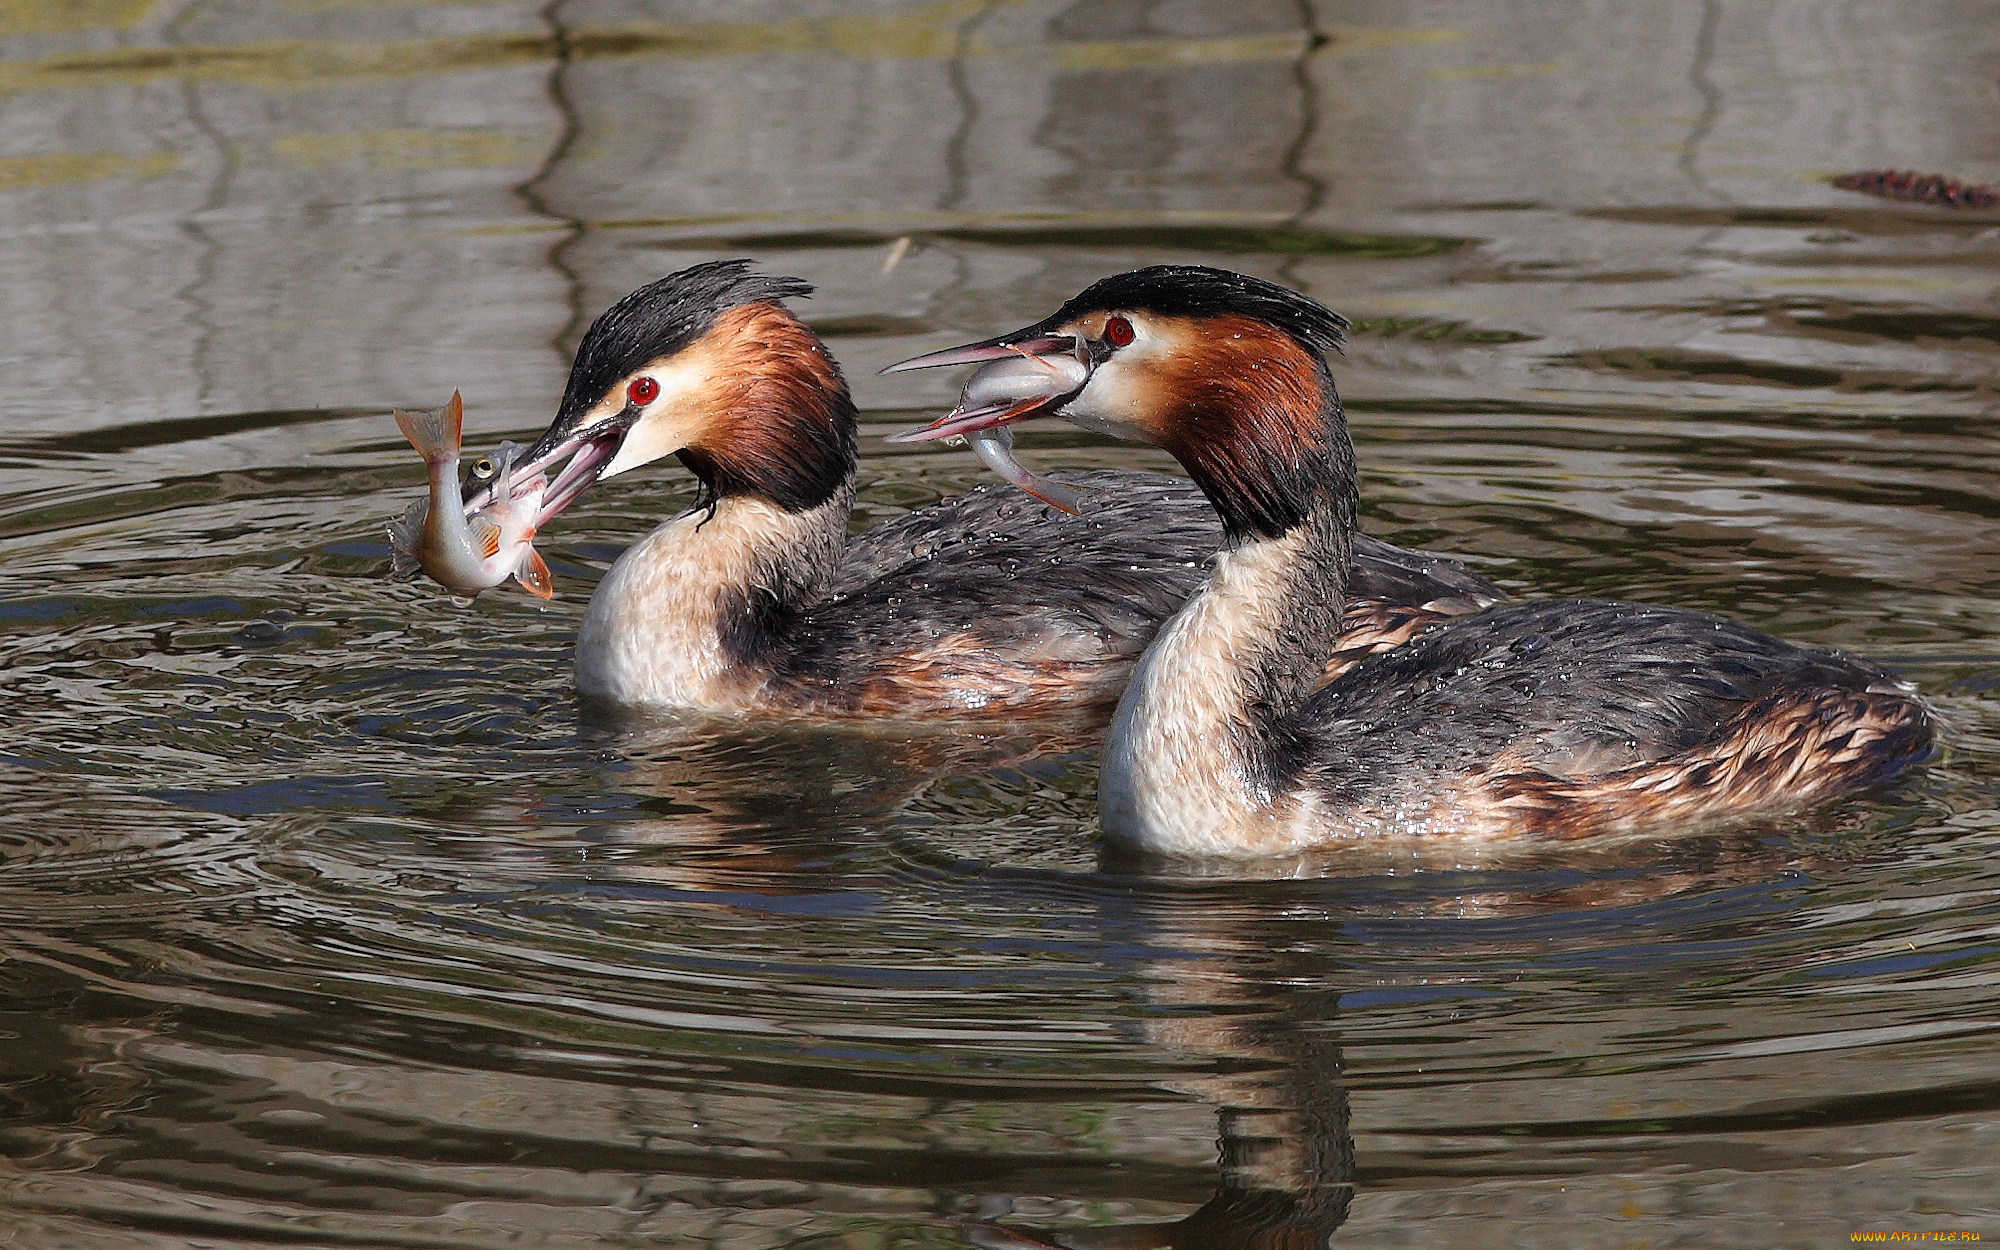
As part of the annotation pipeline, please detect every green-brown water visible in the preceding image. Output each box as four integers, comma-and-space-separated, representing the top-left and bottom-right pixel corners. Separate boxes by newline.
4, 2, 1999, 1245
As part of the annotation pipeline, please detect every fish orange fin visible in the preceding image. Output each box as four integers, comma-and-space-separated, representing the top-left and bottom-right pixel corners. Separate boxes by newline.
470, 516, 502, 559
515, 547, 555, 599
392, 407, 433, 458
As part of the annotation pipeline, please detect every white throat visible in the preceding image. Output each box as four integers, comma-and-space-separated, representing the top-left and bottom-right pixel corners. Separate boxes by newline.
1098, 529, 1318, 857
574, 493, 843, 710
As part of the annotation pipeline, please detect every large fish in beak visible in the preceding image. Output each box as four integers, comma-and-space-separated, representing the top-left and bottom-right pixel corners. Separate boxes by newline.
457, 399, 641, 534
884, 332, 1098, 514
458, 262, 828, 534
386, 391, 555, 600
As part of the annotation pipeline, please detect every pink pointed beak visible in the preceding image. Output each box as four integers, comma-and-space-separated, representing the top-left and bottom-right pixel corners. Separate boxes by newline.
459, 404, 639, 527
878, 333, 1080, 374
884, 393, 1063, 444
883, 334, 1092, 444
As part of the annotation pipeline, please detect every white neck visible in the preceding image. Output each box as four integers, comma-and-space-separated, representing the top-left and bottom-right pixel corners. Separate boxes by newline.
574, 490, 847, 710
1099, 528, 1325, 856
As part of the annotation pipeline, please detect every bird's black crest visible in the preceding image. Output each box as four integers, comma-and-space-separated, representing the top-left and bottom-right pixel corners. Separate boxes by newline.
1041, 267, 1354, 544
557, 260, 813, 424
1046, 265, 1349, 357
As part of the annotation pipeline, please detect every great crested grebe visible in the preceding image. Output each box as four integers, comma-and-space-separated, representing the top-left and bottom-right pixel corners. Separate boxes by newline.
478, 260, 1505, 716
891, 266, 1936, 852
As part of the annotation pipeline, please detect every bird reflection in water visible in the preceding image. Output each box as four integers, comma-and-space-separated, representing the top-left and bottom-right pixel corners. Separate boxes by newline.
932, 803, 1891, 1250
967, 922, 1354, 1250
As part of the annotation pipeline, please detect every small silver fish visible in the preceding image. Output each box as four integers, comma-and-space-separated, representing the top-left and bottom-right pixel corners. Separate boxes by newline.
386, 390, 553, 600
924, 349, 1092, 515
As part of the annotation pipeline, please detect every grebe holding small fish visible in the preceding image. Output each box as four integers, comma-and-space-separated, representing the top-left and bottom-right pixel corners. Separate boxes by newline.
891, 266, 1936, 852
911, 345, 1095, 516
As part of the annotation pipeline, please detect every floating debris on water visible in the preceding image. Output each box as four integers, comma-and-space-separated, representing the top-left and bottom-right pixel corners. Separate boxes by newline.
1830, 169, 2000, 208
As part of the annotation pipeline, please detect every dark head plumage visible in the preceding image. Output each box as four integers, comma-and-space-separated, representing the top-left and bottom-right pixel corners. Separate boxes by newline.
1047, 265, 1349, 359
1055, 267, 1355, 544
557, 260, 814, 425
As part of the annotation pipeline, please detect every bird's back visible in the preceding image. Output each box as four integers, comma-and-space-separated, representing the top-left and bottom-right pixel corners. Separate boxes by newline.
789, 469, 1504, 715
1297, 598, 1934, 837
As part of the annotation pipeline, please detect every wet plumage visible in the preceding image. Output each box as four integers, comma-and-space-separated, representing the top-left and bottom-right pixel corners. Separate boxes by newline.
1297, 598, 1931, 839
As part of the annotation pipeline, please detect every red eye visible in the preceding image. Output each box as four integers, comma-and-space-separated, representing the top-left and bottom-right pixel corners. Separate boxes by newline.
627, 376, 660, 406
1104, 316, 1135, 347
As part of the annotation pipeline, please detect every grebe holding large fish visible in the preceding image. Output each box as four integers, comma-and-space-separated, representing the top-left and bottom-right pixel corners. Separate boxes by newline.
386, 389, 554, 601
443, 260, 1504, 716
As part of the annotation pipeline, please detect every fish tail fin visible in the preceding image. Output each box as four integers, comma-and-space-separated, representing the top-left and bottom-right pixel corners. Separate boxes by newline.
515, 546, 555, 599
392, 389, 465, 467
968, 427, 1086, 516
1019, 476, 1085, 516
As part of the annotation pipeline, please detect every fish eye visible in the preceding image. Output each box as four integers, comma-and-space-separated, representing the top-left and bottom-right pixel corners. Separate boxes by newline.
1103, 316, 1135, 348
471, 458, 496, 480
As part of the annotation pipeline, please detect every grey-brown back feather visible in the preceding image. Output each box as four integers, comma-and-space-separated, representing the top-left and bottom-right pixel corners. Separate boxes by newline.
1297, 598, 1933, 816
783, 468, 1503, 708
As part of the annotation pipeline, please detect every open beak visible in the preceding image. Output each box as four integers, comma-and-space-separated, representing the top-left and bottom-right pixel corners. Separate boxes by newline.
882, 333, 1094, 444
878, 333, 1080, 375
462, 403, 640, 527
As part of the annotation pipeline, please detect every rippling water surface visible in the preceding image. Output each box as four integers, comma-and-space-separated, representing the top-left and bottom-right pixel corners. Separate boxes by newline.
4, 2, 2000, 1245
